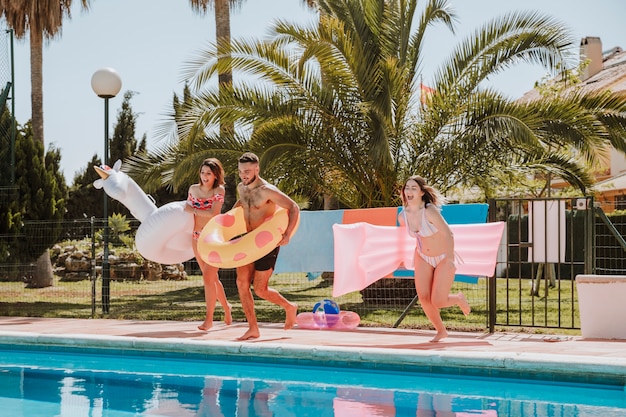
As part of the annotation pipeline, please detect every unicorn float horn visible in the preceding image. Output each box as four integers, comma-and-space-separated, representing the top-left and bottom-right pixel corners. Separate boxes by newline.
93, 159, 157, 222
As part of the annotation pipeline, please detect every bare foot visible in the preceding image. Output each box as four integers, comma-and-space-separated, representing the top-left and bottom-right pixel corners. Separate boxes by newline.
237, 328, 260, 341
198, 320, 213, 331
284, 303, 298, 330
224, 303, 233, 325
430, 330, 448, 342
458, 292, 471, 316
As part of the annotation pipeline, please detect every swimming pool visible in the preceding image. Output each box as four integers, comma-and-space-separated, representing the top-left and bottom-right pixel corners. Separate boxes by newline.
1, 340, 625, 417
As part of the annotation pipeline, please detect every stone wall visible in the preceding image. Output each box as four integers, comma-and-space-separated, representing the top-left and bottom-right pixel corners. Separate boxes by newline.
50, 244, 187, 282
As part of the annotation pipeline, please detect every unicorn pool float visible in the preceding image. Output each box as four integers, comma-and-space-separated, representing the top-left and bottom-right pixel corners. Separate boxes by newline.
94, 160, 297, 267
93, 160, 194, 264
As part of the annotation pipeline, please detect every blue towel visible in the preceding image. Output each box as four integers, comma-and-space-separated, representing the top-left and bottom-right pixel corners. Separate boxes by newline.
442, 203, 488, 224
274, 210, 344, 273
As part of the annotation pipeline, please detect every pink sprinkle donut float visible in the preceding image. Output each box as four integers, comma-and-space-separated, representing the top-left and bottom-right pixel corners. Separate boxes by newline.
197, 206, 299, 269
296, 299, 360, 330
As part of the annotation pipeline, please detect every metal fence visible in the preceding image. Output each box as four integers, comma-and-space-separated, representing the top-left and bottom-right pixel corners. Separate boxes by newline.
0, 28, 16, 195
1, 197, 625, 333
489, 196, 625, 332
489, 197, 585, 332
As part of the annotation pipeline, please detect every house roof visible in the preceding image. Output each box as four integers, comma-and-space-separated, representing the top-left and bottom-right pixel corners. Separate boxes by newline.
593, 171, 626, 193
518, 42, 626, 194
519, 46, 626, 102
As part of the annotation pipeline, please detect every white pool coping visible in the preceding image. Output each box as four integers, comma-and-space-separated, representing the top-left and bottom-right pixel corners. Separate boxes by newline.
1, 330, 625, 386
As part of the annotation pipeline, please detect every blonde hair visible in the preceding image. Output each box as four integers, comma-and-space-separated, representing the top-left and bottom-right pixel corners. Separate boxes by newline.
401, 175, 445, 207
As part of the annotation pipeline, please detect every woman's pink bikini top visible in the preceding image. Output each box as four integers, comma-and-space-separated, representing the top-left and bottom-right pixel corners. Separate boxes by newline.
187, 192, 224, 210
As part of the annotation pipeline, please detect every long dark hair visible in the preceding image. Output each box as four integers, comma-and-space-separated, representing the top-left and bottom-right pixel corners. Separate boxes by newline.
199, 158, 225, 189
401, 175, 445, 207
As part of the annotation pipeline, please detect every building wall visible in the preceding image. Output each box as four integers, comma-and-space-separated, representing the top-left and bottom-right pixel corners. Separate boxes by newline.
611, 148, 626, 177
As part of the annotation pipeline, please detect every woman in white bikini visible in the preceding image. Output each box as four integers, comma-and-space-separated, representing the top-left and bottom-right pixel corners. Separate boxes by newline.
398, 175, 470, 342
185, 158, 232, 331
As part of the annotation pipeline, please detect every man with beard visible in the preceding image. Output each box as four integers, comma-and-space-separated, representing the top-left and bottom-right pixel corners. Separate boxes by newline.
233, 152, 300, 340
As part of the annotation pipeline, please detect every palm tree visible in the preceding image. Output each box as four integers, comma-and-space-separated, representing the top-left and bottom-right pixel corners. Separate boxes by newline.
187, 0, 318, 139
131, 0, 626, 208
0, 0, 91, 150
408, 10, 626, 198
188, 0, 246, 139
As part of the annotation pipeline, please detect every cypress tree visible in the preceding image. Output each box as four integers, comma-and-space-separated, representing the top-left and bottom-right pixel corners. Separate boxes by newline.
2, 122, 65, 286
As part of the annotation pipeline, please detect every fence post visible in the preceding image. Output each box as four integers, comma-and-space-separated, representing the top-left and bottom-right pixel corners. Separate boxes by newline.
91, 216, 96, 317
585, 199, 595, 275
487, 198, 497, 333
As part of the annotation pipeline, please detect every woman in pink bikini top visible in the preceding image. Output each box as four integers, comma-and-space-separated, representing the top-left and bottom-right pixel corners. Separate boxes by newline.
185, 158, 232, 331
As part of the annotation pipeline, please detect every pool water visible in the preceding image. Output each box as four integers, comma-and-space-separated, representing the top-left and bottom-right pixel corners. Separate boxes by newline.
0, 346, 625, 417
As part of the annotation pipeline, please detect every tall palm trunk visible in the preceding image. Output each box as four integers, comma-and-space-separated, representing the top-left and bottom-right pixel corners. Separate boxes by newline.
215, 0, 232, 98
29, 27, 53, 288
215, 0, 237, 208
30, 27, 44, 149
25, 252, 54, 288
214, 0, 233, 139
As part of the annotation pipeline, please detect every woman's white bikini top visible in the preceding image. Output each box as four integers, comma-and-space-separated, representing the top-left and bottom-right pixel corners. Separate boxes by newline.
402, 204, 439, 238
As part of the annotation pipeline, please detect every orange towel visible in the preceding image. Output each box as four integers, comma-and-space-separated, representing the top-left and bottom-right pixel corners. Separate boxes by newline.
341, 207, 398, 226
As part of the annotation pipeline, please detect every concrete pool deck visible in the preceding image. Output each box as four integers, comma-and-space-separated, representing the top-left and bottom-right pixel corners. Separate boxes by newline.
1, 316, 626, 385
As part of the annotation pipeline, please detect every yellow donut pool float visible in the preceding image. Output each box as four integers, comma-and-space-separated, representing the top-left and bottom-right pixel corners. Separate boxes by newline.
197, 206, 298, 268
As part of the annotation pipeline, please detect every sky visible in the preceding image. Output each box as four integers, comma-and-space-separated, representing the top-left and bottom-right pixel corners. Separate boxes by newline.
3, 0, 625, 183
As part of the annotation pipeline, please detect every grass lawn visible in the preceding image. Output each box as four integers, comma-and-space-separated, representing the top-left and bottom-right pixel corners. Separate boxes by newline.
0, 272, 581, 335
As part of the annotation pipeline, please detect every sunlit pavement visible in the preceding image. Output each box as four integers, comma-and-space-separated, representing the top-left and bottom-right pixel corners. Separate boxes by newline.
2, 316, 626, 364
2, 316, 626, 386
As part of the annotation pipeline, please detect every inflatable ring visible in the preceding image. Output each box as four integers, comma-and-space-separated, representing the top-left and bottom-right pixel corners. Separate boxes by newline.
296, 299, 360, 330
197, 206, 299, 268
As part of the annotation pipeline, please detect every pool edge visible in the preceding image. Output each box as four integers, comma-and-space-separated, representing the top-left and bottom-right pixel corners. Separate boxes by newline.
1, 330, 624, 387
